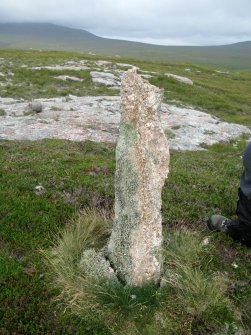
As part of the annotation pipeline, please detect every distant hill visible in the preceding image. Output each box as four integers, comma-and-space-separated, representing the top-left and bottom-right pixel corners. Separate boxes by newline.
0, 22, 251, 70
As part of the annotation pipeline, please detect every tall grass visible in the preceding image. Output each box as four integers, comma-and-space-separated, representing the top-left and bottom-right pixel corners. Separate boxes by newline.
43, 209, 242, 335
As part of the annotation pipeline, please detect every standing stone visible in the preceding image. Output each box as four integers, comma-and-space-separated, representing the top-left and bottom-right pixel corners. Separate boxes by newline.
108, 69, 169, 286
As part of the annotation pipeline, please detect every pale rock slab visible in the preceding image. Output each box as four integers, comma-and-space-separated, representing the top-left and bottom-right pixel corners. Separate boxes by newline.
165, 73, 193, 85
116, 63, 137, 69
55, 75, 83, 82
95, 60, 113, 67
31, 64, 89, 71
108, 70, 169, 286
215, 70, 229, 74
0, 96, 250, 149
90, 71, 121, 88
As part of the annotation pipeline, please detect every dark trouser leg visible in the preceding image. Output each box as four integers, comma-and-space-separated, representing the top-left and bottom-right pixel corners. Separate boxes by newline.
226, 188, 251, 247
226, 219, 251, 246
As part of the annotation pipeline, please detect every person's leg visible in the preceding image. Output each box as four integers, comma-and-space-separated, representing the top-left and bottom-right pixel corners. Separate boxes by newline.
225, 218, 251, 247
236, 188, 251, 226
207, 188, 251, 247
228, 188, 251, 246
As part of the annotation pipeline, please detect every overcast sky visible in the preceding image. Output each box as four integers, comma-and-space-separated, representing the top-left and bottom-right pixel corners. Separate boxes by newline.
1, 0, 251, 46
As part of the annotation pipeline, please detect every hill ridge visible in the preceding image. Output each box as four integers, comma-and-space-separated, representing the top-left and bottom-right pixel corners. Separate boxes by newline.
0, 22, 251, 70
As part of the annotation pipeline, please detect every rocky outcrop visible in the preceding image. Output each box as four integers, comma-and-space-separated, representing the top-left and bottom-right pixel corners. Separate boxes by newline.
0, 96, 250, 150
108, 70, 169, 286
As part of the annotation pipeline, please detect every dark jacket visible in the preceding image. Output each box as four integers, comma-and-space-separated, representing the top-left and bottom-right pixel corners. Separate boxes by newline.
240, 141, 251, 199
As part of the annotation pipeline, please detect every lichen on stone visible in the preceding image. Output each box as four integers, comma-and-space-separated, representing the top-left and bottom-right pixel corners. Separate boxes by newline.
79, 248, 118, 282
108, 69, 170, 286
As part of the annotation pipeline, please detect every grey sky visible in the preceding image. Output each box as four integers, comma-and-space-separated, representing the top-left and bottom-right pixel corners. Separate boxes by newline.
0, 0, 251, 45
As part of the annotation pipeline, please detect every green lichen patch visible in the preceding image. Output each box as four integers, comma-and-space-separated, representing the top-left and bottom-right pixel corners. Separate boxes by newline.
164, 128, 176, 139
0, 108, 6, 116
79, 248, 118, 282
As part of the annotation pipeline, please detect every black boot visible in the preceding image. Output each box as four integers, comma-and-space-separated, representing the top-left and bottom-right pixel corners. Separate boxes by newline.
207, 215, 231, 232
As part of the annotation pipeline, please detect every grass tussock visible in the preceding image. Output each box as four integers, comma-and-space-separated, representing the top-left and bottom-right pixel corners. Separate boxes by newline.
42, 208, 112, 312
162, 231, 230, 316
43, 209, 243, 335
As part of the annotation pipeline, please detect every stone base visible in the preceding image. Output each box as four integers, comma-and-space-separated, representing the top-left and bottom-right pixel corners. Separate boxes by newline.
79, 248, 118, 282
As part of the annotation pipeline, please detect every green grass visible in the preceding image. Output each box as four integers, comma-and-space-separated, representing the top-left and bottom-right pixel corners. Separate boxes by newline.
43, 210, 240, 335
0, 108, 6, 116
0, 139, 251, 334
150, 70, 251, 125
1, 67, 117, 100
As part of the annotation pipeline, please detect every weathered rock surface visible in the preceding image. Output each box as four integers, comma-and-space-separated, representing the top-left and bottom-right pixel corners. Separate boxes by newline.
95, 60, 113, 67
107, 70, 169, 286
31, 60, 89, 71
90, 71, 121, 88
89, 69, 157, 88
116, 63, 138, 69
0, 96, 250, 150
79, 248, 118, 281
165, 73, 193, 85
28, 102, 43, 113
55, 75, 84, 82
215, 70, 229, 74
